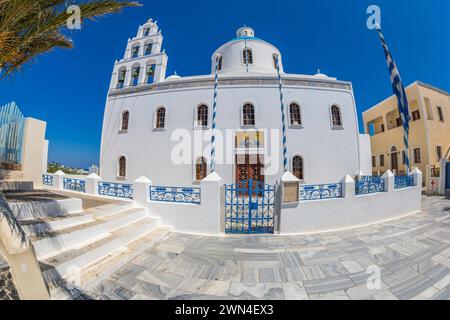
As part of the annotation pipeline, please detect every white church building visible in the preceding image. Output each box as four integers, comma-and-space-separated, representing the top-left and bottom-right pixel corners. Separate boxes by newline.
38, 19, 419, 235
99, 20, 372, 186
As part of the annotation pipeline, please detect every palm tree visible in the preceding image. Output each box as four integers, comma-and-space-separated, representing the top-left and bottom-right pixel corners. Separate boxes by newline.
0, 0, 140, 78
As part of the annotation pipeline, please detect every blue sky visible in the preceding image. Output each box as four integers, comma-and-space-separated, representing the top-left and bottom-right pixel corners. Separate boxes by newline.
1, 0, 449, 168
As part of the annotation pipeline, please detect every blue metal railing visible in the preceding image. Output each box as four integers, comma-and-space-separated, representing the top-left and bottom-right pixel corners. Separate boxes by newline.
98, 181, 133, 199
394, 175, 415, 189
355, 176, 385, 195
299, 183, 343, 201
42, 174, 54, 186
63, 177, 86, 193
149, 186, 201, 204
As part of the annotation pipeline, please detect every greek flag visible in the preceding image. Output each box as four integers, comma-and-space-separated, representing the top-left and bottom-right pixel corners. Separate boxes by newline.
375, 27, 411, 172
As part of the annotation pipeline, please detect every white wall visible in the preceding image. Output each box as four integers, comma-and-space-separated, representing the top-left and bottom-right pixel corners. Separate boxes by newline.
100, 78, 361, 186
358, 134, 372, 175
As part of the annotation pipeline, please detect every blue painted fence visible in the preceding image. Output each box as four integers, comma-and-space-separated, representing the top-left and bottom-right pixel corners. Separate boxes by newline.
299, 183, 343, 201
63, 177, 86, 193
355, 176, 385, 195
42, 174, 54, 186
150, 186, 201, 204
98, 181, 133, 199
0, 102, 25, 168
394, 175, 415, 189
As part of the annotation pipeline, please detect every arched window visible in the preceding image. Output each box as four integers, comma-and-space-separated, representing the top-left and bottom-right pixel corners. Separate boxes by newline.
146, 63, 155, 84
121, 111, 129, 131
144, 42, 153, 56
196, 157, 207, 181
117, 68, 126, 89
131, 45, 140, 58
289, 103, 302, 126
218, 56, 223, 71
242, 103, 255, 126
292, 156, 304, 180
243, 48, 253, 65
155, 107, 166, 129
196, 105, 208, 127
118, 156, 126, 178
331, 105, 342, 128
131, 65, 140, 86
143, 27, 150, 37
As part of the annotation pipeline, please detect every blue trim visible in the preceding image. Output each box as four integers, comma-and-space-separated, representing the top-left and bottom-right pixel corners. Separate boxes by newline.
300, 183, 342, 201
98, 181, 133, 199
42, 174, 54, 186
394, 175, 415, 189
63, 177, 86, 193
149, 186, 201, 204
355, 176, 385, 195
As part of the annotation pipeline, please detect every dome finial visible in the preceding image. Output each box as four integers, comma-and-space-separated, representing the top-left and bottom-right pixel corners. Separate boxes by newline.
236, 26, 255, 38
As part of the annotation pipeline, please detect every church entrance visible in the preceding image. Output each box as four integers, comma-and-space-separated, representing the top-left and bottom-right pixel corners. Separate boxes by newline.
235, 154, 264, 185
391, 147, 398, 172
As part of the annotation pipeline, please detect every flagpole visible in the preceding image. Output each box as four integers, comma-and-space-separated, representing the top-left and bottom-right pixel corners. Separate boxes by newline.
374, 27, 411, 175
274, 54, 288, 173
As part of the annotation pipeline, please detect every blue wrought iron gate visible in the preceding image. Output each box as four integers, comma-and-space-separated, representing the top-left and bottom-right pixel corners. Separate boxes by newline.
446, 162, 450, 190
224, 179, 276, 234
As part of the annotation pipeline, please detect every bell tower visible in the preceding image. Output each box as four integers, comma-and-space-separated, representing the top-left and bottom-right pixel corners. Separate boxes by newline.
109, 18, 168, 90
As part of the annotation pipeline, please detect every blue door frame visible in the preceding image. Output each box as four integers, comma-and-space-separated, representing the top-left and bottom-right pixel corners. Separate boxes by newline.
446, 162, 450, 190
224, 179, 275, 234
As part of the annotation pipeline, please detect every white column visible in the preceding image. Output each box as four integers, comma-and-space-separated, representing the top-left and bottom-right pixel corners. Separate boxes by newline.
133, 176, 152, 206
85, 173, 101, 195
439, 158, 447, 195
411, 167, 423, 191
382, 169, 395, 192
53, 170, 65, 190
200, 172, 224, 234
341, 175, 355, 198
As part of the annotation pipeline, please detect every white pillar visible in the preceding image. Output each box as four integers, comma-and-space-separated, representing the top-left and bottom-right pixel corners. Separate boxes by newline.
200, 172, 224, 234
411, 167, 423, 191
53, 170, 66, 190
281, 171, 300, 204
133, 176, 152, 206
341, 175, 355, 198
85, 173, 101, 195
382, 169, 395, 192
439, 158, 447, 195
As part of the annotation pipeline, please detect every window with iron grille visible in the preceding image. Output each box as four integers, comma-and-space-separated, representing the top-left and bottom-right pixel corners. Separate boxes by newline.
243, 48, 253, 64
331, 105, 342, 128
121, 111, 129, 131
196, 157, 207, 180
156, 107, 166, 129
243, 104, 255, 126
292, 156, 304, 180
289, 103, 302, 126
196, 105, 208, 127
119, 156, 126, 177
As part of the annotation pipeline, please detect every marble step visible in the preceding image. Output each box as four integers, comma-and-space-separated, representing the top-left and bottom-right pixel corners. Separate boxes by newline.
0, 180, 34, 191
8, 196, 83, 221
23, 202, 138, 239
33, 208, 150, 260
44, 222, 168, 300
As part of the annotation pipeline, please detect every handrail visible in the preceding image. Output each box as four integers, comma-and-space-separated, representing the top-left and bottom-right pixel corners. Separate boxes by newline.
0, 187, 50, 300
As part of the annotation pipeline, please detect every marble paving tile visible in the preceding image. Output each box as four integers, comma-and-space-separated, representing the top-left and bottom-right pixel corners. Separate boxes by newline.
91, 279, 136, 300
177, 277, 231, 296
136, 269, 184, 289
390, 274, 436, 300
240, 268, 260, 283
433, 274, 450, 290
303, 276, 355, 294
411, 286, 440, 300
301, 265, 326, 281
319, 262, 349, 277
372, 290, 399, 300
258, 267, 286, 283
341, 260, 365, 273
431, 285, 450, 300
282, 282, 309, 300
155, 242, 185, 254
345, 281, 389, 300
309, 290, 349, 300
132, 280, 173, 299
228, 282, 284, 300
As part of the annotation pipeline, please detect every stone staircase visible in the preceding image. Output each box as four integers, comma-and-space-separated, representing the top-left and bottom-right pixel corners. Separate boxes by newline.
4, 187, 172, 300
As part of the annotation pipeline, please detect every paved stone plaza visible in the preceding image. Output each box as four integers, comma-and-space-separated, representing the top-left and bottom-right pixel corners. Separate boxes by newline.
86, 195, 450, 300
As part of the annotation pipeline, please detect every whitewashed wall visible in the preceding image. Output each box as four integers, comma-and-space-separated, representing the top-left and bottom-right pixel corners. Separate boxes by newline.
100, 77, 362, 186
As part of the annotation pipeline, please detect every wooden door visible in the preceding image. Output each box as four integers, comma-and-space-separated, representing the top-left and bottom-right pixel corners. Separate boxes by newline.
235, 155, 264, 184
